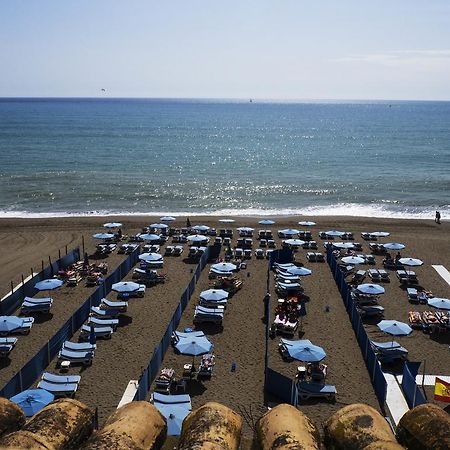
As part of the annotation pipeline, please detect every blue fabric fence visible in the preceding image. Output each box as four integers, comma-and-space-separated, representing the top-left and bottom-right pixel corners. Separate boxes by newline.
0, 247, 140, 399
401, 362, 427, 408
326, 246, 388, 406
133, 247, 211, 401
265, 367, 298, 406
0, 248, 81, 316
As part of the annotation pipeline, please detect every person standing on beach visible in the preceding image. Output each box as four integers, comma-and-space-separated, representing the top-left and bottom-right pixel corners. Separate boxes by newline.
435, 211, 441, 224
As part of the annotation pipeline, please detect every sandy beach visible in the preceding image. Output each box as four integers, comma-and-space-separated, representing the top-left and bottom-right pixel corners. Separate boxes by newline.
0, 215, 449, 445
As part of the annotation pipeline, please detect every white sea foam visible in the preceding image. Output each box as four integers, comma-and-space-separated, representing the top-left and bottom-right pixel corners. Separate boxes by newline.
1, 203, 447, 220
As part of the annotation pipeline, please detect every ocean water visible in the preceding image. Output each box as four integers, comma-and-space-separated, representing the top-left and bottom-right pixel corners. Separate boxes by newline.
0, 98, 449, 219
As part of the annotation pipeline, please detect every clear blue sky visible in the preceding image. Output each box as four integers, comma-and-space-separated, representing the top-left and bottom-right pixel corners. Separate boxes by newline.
1, 0, 449, 100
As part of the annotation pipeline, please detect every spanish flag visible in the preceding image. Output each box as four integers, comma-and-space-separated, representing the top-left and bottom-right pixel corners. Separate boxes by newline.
434, 377, 450, 402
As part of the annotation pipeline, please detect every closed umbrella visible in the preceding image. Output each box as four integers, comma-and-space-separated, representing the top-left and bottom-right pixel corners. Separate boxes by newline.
150, 223, 169, 230
286, 266, 312, 276
10, 389, 55, 417
139, 233, 161, 241
398, 258, 423, 267
111, 281, 141, 293
160, 216, 176, 222
258, 219, 275, 225
211, 262, 237, 272
383, 243, 405, 251
103, 222, 122, 228
378, 320, 412, 342
427, 297, 450, 311
341, 256, 365, 265
298, 221, 316, 226
284, 239, 306, 246
325, 230, 345, 237
0, 316, 24, 334
279, 229, 300, 236
139, 253, 163, 262
356, 284, 385, 295
35, 279, 63, 291
93, 232, 115, 240
200, 289, 229, 302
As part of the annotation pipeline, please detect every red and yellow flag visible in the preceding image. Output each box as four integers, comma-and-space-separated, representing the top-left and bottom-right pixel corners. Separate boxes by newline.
434, 377, 450, 402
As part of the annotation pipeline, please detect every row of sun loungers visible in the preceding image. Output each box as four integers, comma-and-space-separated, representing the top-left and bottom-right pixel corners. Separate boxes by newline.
306, 252, 325, 262
406, 288, 431, 304
37, 372, 81, 397
319, 231, 353, 240
370, 341, 408, 364
20, 296, 53, 314
368, 268, 390, 282
118, 243, 140, 254
193, 306, 224, 325
396, 270, 418, 285
408, 311, 450, 331
165, 245, 184, 256
188, 246, 208, 258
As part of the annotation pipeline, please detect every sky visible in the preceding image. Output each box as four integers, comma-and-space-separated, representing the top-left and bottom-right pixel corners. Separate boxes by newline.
1, 1, 450, 100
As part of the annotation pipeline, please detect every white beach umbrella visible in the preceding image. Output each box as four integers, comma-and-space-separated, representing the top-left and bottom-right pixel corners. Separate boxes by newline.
191, 225, 210, 232
398, 258, 423, 267
298, 221, 316, 226
93, 232, 115, 240
103, 222, 122, 228
211, 262, 237, 272
325, 230, 345, 237
341, 256, 365, 265
237, 227, 254, 232
383, 243, 405, 251
139, 253, 163, 262
284, 239, 306, 246
150, 223, 169, 229
139, 233, 161, 241
332, 242, 355, 249
160, 216, 176, 222
187, 234, 208, 243
259, 219, 275, 225
279, 228, 300, 236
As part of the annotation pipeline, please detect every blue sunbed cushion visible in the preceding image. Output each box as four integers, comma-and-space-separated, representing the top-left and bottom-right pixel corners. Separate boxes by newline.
42, 372, 81, 384
38, 380, 78, 394
298, 381, 337, 394
153, 392, 191, 405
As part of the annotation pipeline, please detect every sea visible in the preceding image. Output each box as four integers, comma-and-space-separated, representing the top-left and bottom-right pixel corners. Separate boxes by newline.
0, 98, 449, 219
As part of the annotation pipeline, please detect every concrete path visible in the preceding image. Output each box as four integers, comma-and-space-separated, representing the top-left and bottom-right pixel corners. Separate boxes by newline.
117, 380, 138, 408
383, 372, 410, 425
432, 265, 450, 287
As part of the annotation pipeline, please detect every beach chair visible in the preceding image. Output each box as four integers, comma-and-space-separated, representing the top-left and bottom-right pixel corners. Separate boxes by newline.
243, 249, 252, 259
259, 238, 267, 248
165, 245, 174, 256
58, 348, 94, 366
197, 353, 215, 378
100, 298, 128, 312
154, 368, 175, 394
173, 245, 183, 256
193, 306, 224, 325
62, 341, 96, 352
21, 298, 53, 314
90, 306, 120, 319
356, 304, 384, 319
306, 252, 316, 262
255, 248, 264, 259
370, 341, 408, 363
377, 269, 390, 282
315, 252, 325, 262
80, 324, 113, 340
282, 318, 299, 336
408, 311, 423, 329
368, 269, 381, 282
37, 380, 78, 398
0, 337, 18, 358
87, 316, 119, 330
406, 288, 419, 303
297, 381, 337, 401
41, 372, 81, 385
351, 270, 366, 284
23, 296, 53, 305
188, 247, 198, 258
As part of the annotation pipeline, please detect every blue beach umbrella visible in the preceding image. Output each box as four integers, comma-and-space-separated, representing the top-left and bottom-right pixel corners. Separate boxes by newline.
200, 289, 229, 302
285, 341, 327, 362
103, 222, 122, 228
284, 239, 306, 246
111, 281, 141, 293
187, 234, 208, 243
398, 258, 423, 267
150, 223, 169, 229
139, 233, 161, 241
93, 232, 115, 240
341, 256, 365, 265
35, 279, 63, 291
286, 266, 312, 276
298, 221, 316, 226
160, 216, 176, 222
333, 242, 355, 249
139, 253, 163, 262
259, 219, 275, 225
0, 316, 24, 334
279, 228, 300, 236
356, 284, 385, 295
370, 231, 390, 237
156, 403, 191, 436
383, 243, 405, 251
191, 225, 210, 232
211, 262, 237, 272
427, 297, 450, 311
10, 389, 54, 417
175, 335, 213, 356
378, 320, 412, 339
325, 230, 345, 237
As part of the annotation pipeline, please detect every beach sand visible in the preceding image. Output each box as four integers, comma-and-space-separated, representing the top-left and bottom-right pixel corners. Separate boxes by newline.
0, 215, 449, 446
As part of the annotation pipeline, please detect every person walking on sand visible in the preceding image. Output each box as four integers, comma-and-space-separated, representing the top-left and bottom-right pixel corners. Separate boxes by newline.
435, 211, 441, 224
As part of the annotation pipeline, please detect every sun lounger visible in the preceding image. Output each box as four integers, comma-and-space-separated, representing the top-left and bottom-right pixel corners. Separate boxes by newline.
173, 245, 183, 256
37, 380, 78, 397
306, 252, 316, 262
87, 316, 119, 330
243, 249, 252, 259
58, 348, 94, 366
165, 245, 174, 256
368, 269, 381, 282
154, 368, 175, 394
100, 298, 128, 312
62, 341, 96, 352
90, 306, 120, 318
297, 381, 337, 401
0, 337, 17, 357
351, 270, 366, 284
198, 353, 215, 378
23, 296, 53, 305
21, 299, 53, 314
356, 305, 384, 319
255, 248, 264, 259
406, 288, 418, 303
41, 372, 81, 384
370, 340, 408, 363
193, 306, 224, 324
80, 324, 113, 340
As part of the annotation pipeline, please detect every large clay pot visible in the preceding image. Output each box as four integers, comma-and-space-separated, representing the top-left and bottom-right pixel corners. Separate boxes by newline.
324, 404, 396, 450
178, 402, 242, 450
396, 403, 450, 450
0, 398, 93, 449
82, 401, 166, 450
0, 398, 25, 438
255, 403, 320, 450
